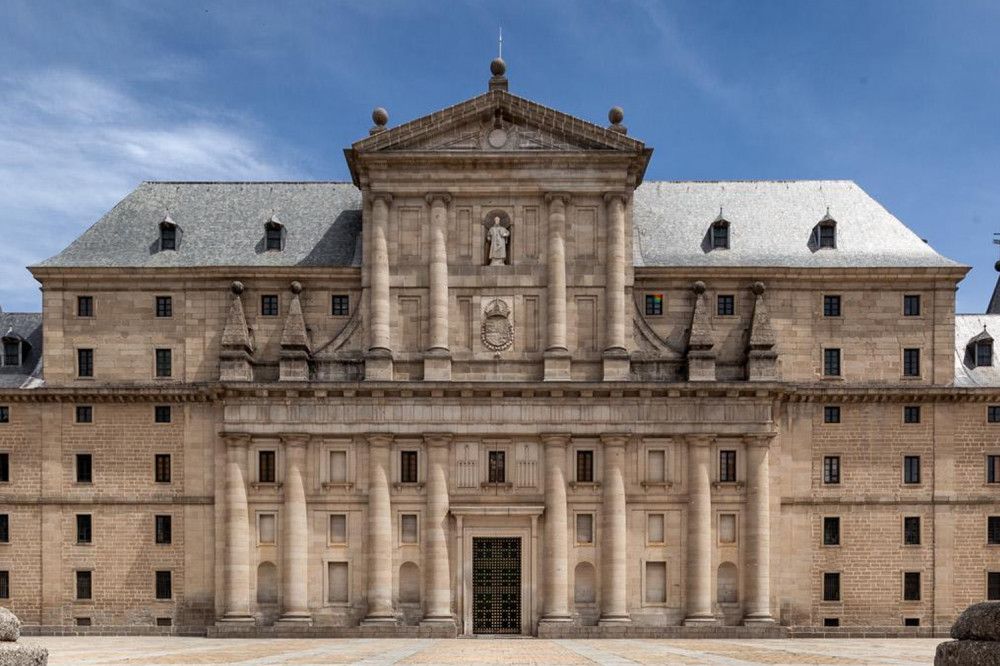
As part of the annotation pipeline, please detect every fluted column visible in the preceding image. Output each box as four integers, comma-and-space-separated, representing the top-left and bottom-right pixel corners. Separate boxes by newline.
424, 193, 452, 381
540, 433, 571, 622
602, 193, 630, 380
599, 434, 630, 624
220, 434, 253, 623
685, 434, 717, 625
744, 434, 776, 624
367, 193, 393, 380
544, 193, 570, 381
278, 434, 311, 623
422, 433, 454, 624
364, 434, 395, 624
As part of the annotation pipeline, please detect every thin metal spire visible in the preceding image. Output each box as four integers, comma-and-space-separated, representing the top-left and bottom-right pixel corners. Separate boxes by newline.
499, 26, 502, 58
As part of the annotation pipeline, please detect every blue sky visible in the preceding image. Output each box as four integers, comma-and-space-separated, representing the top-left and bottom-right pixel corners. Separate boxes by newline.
1, 0, 998, 313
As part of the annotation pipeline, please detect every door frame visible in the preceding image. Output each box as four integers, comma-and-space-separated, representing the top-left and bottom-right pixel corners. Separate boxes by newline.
458, 524, 534, 636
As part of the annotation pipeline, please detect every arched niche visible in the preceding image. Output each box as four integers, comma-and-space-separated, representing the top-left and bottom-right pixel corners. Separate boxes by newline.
399, 561, 420, 604
257, 561, 278, 604
574, 561, 596, 604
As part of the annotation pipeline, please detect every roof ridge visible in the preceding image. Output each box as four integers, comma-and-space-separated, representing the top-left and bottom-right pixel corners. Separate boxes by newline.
141, 181, 356, 185
640, 180, 856, 185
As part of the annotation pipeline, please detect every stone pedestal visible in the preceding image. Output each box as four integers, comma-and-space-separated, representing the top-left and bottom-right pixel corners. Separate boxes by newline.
423, 350, 453, 382
602, 349, 630, 381
543, 349, 571, 382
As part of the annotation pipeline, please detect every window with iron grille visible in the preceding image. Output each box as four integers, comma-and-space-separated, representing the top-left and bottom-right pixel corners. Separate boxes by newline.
823, 348, 841, 377
904, 618, 920, 627
155, 455, 171, 484
645, 294, 662, 316
400, 451, 418, 483
78, 349, 94, 377
904, 572, 921, 601
488, 450, 505, 483
0, 515, 8, 543
719, 450, 737, 483
576, 450, 594, 483
903, 348, 921, 377
824, 618, 839, 627
824, 406, 841, 424
76, 514, 92, 544
823, 573, 840, 601
155, 571, 172, 600
156, 296, 172, 318
823, 295, 841, 317
989, 572, 1000, 601
904, 517, 921, 545
261, 295, 279, 316
978, 342, 994, 367
823, 517, 840, 546
989, 456, 1000, 485
0, 454, 8, 483
717, 295, 735, 316
265, 224, 282, 251
903, 294, 921, 316
76, 406, 92, 424
331, 295, 349, 316
988, 516, 1000, 545
155, 349, 172, 378
155, 515, 172, 545
990, 406, 1000, 423
258, 451, 276, 483
0, 571, 10, 599
77, 295, 94, 318
154, 406, 171, 423
823, 456, 841, 484
904, 456, 921, 484
904, 406, 921, 424
0, 407, 8, 424
711, 222, 729, 249
76, 570, 92, 600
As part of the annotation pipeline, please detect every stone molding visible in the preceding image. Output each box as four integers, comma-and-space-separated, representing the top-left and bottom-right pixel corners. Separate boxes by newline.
424, 192, 452, 205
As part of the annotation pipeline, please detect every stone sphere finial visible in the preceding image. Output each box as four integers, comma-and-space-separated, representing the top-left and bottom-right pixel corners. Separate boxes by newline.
752, 281, 766, 295
995, 260, 1000, 273
693, 280, 707, 294
230, 281, 244, 295
609, 106, 624, 125
290, 281, 302, 295
372, 107, 389, 127
491, 57, 506, 77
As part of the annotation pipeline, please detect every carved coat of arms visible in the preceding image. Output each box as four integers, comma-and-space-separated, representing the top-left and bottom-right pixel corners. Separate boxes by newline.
481, 299, 514, 353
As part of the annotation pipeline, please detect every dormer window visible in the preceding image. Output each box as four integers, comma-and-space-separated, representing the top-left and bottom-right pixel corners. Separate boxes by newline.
813, 214, 837, 250
2, 340, 20, 367
159, 216, 178, 252
711, 219, 730, 249
967, 327, 994, 368
264, 216, 284, 251
978, 341, 994, 367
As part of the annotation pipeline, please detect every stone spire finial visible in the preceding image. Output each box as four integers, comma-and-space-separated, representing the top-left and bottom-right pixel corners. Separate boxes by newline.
608, 106, 627, 134
747, 281, 778, 381
369, 107, 389, 135
220, 281, 254, 381
687, 281, 716, 381
489, 56, 508, 92
280, 281, 310, 381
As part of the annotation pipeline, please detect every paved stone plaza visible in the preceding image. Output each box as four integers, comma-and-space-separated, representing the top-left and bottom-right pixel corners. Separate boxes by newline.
26, 636, 944, 665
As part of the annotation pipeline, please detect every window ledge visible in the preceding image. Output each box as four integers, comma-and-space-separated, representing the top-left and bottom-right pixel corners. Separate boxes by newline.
250, 482, 283, 493
568, 481, 602, 492
712, 481, 745, 491
480, 482, 514, 490
321, 482, 355, 492
641, 481, 674, 490
392, 482, 425, 491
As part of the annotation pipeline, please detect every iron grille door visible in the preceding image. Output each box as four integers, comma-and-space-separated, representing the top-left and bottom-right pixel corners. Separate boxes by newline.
472, 537, 521, 634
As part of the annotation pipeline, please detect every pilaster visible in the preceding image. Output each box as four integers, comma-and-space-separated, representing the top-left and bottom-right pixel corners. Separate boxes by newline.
540, 433, 572, 622
602, 193, 630, 381
363, 433, 397, 624
599, 433, 631, 624
425, 192, 452, 381
277, 434, 312, 624
218, 433, 254, 624
366, 193, 393, 380
743, 434, 776, 625
684, 434, 717, 625
544, 193, 571, 381
422, 433, 455, 625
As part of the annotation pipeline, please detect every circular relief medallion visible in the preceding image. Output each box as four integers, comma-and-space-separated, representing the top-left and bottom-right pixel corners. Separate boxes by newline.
487, 128, 509, 149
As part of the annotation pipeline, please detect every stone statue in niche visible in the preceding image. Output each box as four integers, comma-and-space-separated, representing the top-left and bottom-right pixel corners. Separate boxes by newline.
484, 213, 512, 266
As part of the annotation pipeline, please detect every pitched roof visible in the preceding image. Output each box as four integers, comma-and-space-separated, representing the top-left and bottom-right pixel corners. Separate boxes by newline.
35, 182, 362, 269
0, 312, 43, 389
955, 315, 1000, 387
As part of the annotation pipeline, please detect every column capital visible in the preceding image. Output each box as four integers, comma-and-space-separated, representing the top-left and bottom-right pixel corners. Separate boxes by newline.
423, 432, 453, 447
424, 192, 452, 205
280, 433, 311, 447
370, 192, 393, 205
544, 191, 571, 205
365, 433, 394, 448
540, 433, 571, 448
683, 433, 717, 447
602, 192, 629, 206
220, 432, 252, 447
600, 433, 630, 447
743, 433, 776, 448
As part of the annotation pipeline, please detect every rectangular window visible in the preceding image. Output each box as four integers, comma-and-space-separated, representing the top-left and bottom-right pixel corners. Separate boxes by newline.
824, 617, 840, 627
903, 294, 921, 316
989, 572, 1000, 601
647, 513, 664, 543
154, 405, 171, 423
989, 456, 1000, 485
400, 451, 418, 483
160, 226, 176, 251
990, 406, 1000, 423
645, 561, 667, 603
77, 296, 94, 318
76, 571, 92, 600
155, 515, 172, 545
488, 450, 506, 483
979, 342, 994, 367
0, 571, 8, 599
824, 406, 841, 424
155, 571, 172, 600
717, 295, 735, 316
904, 456, 921, 484
0, 514, 8, 543
576, 450, 594, 483
77, 349, 94, 378
823, 295, 841, 317
988, 516, 1000, 545
0, 454, 8, 483
328, 562, 348, 603
819, 224, 836, 248
823, 456, 841, 484
711, 223, 729, 249
904, 572, 921, 601
400, 514, 418, 543
903, 348, 921, 377
329, 450, 347, 483
329, 514, 347, 544
719, 450, 737, 482
823, 572, 841, 602
156, 618, 172, 627
2, 342, 19, 367
154, 454, 171, 483
265, 226, 282, 251
261, 295, 279, 316
576, 513, 594, 544
904, 618, 920, 627
647, 450, 666, 483
155, 349, 172, 378
76, 454, 92, 484
331, 295, 349, 316
719, 513, 736, 543
645, 294, 663, 316
904, 406, 921, 424
823, 516, 840, 546
75, 405, 92, 424
76, 514, 92, 544
155, 296, 172, 318
258, 514, 276, 544
904, 516, 921, 545
823, 348, 841, 377
0, 407, 8, 424
258, 451, 276, 483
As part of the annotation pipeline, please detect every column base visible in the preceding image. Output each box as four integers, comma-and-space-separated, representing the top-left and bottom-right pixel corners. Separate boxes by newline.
683, 615, 718, 627
216, 613, 255, 625
539, 614, 573, 623
420, 616, 456, 627
365, 349, 393, 381
743, 614, 776, 626
598, 614, 632, 626
277, 612, 313, 625
543, 348, 571, 381
602, 348, 630, 381
423, 349, 452, 381
361, 615, 398, 626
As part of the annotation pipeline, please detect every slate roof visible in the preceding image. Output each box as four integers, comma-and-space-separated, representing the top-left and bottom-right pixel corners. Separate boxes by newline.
955, 315, 1000, 387
0, 311, 43, 389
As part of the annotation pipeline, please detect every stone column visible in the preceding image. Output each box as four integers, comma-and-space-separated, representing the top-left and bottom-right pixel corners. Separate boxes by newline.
599, 434, 631, 624
363, 434, 395, 624
744, 434, 776, 624
219, 434, 253, 623
684, 434, 717, 625
367, 193, 393, 380
278, 434, 311, 624
540, 433, 571, 622
544, 193, 571, 381
602, 193, 630, 381
425, 193, 452, 381
422, 433, 454, 624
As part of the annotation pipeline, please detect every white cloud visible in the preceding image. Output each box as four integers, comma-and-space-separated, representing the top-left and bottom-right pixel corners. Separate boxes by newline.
0, 69, 302, 312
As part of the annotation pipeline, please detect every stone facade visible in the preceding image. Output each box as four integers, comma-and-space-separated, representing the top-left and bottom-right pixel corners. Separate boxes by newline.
0, 61, 996, 637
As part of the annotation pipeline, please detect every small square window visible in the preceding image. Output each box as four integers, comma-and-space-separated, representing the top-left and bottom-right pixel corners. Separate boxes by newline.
823, 348, 841, 377
576, 513, 594, 544
824, 617, 840, 627
903, 295, 921, 316
400, 514, 418, 543
261, 295, 279, 317
77, 349, 94, 378
76, 571, 92, 600
76, 406, 93, 424
331, 295, 350, 316
155, 296, 172, 318
0, 571, 9, 600
989, 572, 1000, 601
903, 348, 921, 377
0, 514, 9, 543
903, 572, 921, 601
155, 349, 172, 378
576, 450, 594, 483
76, 454, 93, 484
77, 296, 94, 318
154, 406, 171, 424
823, 516, 840, 546
258, 451, 276, 484
719, 450, 737, 482
904, 456, 921, 485
155, 515, 172, 545
904, 406, 921, 424
904, 516, 921, 545
76, 514, 92, 544
0, 407, 8, 424
155, 454, 171, 484
824, 406, 841, 424
645, 294, 663, 317
488, 450, 506, 483
330, 514, 347, 544
990, 406, 1000, 423
988, 516, 1000, 545
823, 295, 841, 317
904, 617, 920, 627
716, 294, 735, 316
400, 451, 419, 483
823, 456, 841, 484
0, 453, 8, 483
988, 456, 1000, 485
155, 571, 172, 600
823, 572, 840, 601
